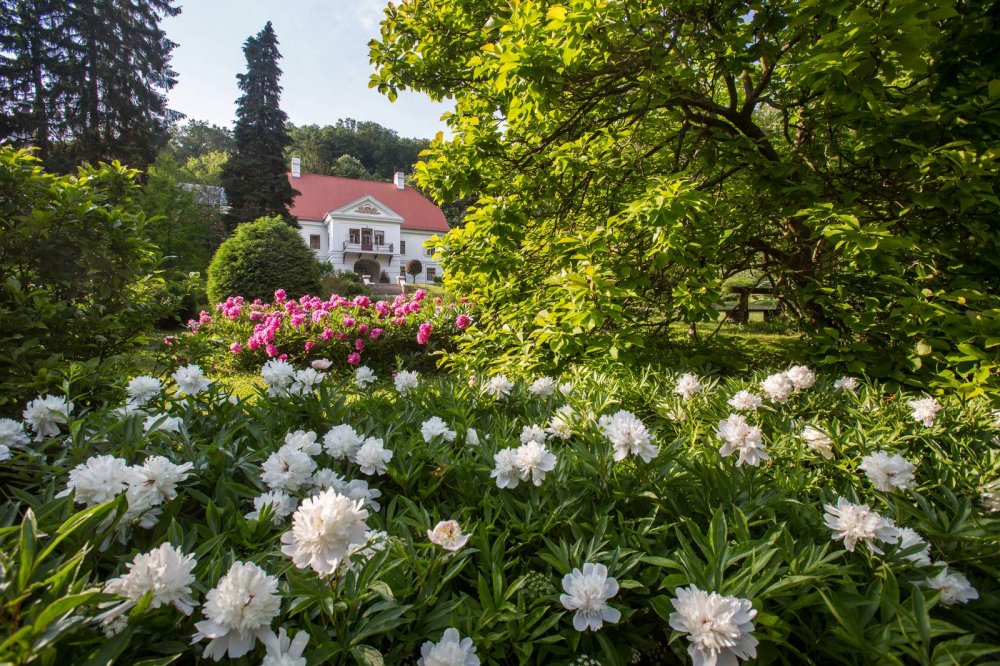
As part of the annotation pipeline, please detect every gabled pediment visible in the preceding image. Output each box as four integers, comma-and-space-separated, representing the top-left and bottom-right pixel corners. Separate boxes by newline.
325, 195, 404, 223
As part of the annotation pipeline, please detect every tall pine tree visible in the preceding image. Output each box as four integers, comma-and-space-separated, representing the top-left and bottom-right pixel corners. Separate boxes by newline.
221, 22, 297, 226
0, 0, 180, 171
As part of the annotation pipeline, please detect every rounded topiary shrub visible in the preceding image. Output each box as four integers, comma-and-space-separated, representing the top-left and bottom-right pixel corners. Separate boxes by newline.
206, 216, 322, 304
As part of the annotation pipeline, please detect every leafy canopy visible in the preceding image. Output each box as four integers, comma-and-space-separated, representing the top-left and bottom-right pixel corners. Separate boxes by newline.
370, 0, 1000, 393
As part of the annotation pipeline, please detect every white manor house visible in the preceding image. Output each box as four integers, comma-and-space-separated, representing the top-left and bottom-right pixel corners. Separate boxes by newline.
287, 159, 449, 284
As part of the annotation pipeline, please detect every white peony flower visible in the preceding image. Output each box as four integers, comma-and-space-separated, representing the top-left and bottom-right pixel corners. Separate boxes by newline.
22, 394, 71, 440
727, 390, 762, 412
515, 440, 556, 486
261, 444, 317, 492
0, 444, 9, 462
394, 370, 420, 396
245, 490, 298, 524
760, 373, 795, 403
341, 478, 383, 512
354, 437, 393, 476
823, 496, 898, 553
261, 360, 295, 397
284, 430, 321, 456
894, 527, 931, 567
311, 358, 332, 370
801, 425, 833, 459
715, 414, 769, 467
289, 367, 325, 396
981, 480, 1000, 513
859, 451, 916, 492
785, 365, 816, 391
58, 455, 136, 506
465, 428, 480, 446
834, 376, 859, 392
192, 561, 280, 660
482, 375, 514, 400
925, 565, 979, 605
599, 410, 659, 463
528, 376, 557, 397
280, 489, 369, 576
348, 529, 389, 563
101, 543, 197, 623
908, 397, 942, 427
674, 373, 703, 400
546, 405, 575, 440
559, 563, 621, 632
0, 418, 29, 449
323, 424, 364, 460
421, 416, 456, 444
354, 366, 376, 389
143, 413, 183, 434
491, 448, 521, 489
519, 424, 547, 445
261, 628, 310, 666
310, 468, 347, 492
128, 455, 193, 507
669, 585, 758, 666
427, 519, 470, 551
418, 628, 480, 666
126, 376, 162, 406
173, 364, 210, 397
559, 382, 574, 397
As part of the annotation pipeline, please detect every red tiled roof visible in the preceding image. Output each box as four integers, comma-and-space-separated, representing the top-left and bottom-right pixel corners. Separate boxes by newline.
287, 173, 450, 233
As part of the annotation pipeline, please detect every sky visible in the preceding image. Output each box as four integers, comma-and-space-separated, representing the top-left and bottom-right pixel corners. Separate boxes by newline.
162, 0, 451, 140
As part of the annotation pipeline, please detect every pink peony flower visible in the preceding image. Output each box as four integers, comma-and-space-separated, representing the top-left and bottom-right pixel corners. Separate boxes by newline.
414, 289, 427, 301
230, 342, 242, 354
369, 327, 383, 340
322, 328, 334, 341
417, 322, 433, 345
355, 339, 365, 351
455, 314, 472, 330
266, 344, 279, 357
347, 352, 362, 365
304, 341, 315, 352
274, 289, 287, 302
342, 317, 355, 328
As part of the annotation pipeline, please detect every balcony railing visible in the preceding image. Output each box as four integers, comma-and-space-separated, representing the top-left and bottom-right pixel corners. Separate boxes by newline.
343, 241, 394, 254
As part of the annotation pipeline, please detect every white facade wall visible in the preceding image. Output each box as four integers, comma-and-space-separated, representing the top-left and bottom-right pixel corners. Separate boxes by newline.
299, 213, 443, 284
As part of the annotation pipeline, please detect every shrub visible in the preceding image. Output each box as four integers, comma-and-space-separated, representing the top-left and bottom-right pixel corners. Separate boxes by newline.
187, 288, 473, 374
205, 216, 322, 304
405, 258, 422, 282
319, 270, 369, 298
0, 148, 175, 412
1, 362, 997, 662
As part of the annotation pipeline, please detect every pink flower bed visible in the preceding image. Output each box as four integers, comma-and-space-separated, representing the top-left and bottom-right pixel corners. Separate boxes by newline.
184, 289, 474, 372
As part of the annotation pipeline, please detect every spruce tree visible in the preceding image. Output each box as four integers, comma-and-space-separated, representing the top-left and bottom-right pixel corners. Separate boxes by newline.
221, 22, 297, 227
0, 0, 180, 171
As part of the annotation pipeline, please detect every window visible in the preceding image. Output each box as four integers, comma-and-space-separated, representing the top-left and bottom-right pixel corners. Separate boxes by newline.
374, 230, 384, 246
399, 240, 406, 254
309, 234, 321, 250
399, 265, 406, 276
426, 267, 437, 281
425, 247, 434, 257
349, 228, 360, 244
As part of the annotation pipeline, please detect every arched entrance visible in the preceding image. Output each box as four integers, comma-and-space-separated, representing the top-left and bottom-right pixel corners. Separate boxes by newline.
353, 259, 381, 281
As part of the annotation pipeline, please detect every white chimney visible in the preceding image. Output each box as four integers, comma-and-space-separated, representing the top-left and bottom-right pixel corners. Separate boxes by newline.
394, 171, 405, 190
291, 157, 301, 178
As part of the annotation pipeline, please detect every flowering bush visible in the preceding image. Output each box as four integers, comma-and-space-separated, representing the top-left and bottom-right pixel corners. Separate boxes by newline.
0, 361, 998, 664
180, 288, 475, 375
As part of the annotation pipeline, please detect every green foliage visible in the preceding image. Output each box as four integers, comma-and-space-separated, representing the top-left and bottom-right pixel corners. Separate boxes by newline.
329, 154, 376, 180
320, 270, 370, 298
221, 22, 298, 226
369, 0, 1000, 394
2, 361, 998, 663
165, 119, 235, 163
0, 148, 176, 412
0, 0, 180, 171
286, 119, 429, 181
205, 216, 322, 304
